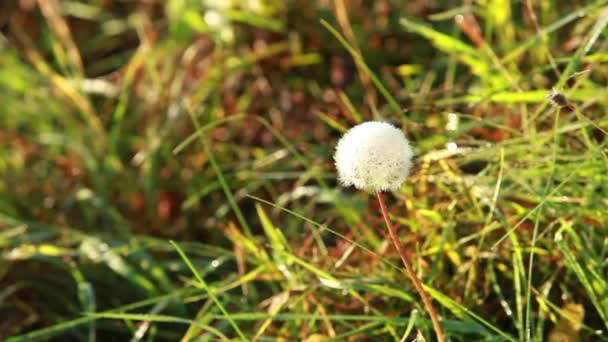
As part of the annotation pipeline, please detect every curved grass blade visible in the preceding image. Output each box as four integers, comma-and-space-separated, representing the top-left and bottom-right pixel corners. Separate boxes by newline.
169, 240, 247, 340
320, 19, 402, 116
555, 223, 608, 330
424, 286, 517, 342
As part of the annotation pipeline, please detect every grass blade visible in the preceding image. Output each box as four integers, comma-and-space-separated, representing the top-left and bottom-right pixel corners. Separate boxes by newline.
169, 240, 247, 340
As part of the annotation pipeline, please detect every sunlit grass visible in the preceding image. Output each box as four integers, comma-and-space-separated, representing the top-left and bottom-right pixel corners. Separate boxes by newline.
1, 1, 608, 341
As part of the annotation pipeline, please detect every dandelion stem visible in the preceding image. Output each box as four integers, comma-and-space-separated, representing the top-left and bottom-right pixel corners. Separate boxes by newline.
376, 190, 445, 342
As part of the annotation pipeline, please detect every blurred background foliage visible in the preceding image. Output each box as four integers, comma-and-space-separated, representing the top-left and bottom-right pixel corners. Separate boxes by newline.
1, 0, 607, 341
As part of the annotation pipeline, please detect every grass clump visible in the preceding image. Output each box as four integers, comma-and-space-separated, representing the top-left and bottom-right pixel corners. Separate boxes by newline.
1, 1, 608, 341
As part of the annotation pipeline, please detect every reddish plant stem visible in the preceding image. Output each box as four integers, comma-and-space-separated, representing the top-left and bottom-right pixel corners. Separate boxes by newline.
376, 191, 445, 342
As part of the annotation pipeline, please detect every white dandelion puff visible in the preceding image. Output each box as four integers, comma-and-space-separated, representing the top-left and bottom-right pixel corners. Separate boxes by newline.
334, 121, 414, 191
332, 121, 444, 340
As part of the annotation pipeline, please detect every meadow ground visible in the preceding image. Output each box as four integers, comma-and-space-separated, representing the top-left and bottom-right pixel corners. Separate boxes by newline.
1, 1, 608, 341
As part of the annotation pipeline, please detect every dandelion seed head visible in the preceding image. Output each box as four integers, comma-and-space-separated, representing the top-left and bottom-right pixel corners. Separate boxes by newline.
334, 121, 414, 192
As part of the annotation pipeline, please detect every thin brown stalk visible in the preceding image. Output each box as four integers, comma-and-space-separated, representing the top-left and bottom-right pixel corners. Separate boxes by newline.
333, 0, 377, 110
376, 191, 445, 342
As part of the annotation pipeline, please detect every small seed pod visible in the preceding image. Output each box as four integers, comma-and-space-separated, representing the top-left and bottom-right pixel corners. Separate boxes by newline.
545, 89, 573, 110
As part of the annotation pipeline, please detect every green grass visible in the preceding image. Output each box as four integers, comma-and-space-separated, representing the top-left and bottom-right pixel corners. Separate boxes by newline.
1, 1, 608, 341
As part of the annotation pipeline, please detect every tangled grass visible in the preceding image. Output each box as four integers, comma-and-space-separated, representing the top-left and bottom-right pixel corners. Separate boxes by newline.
1, 1, 608, 341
